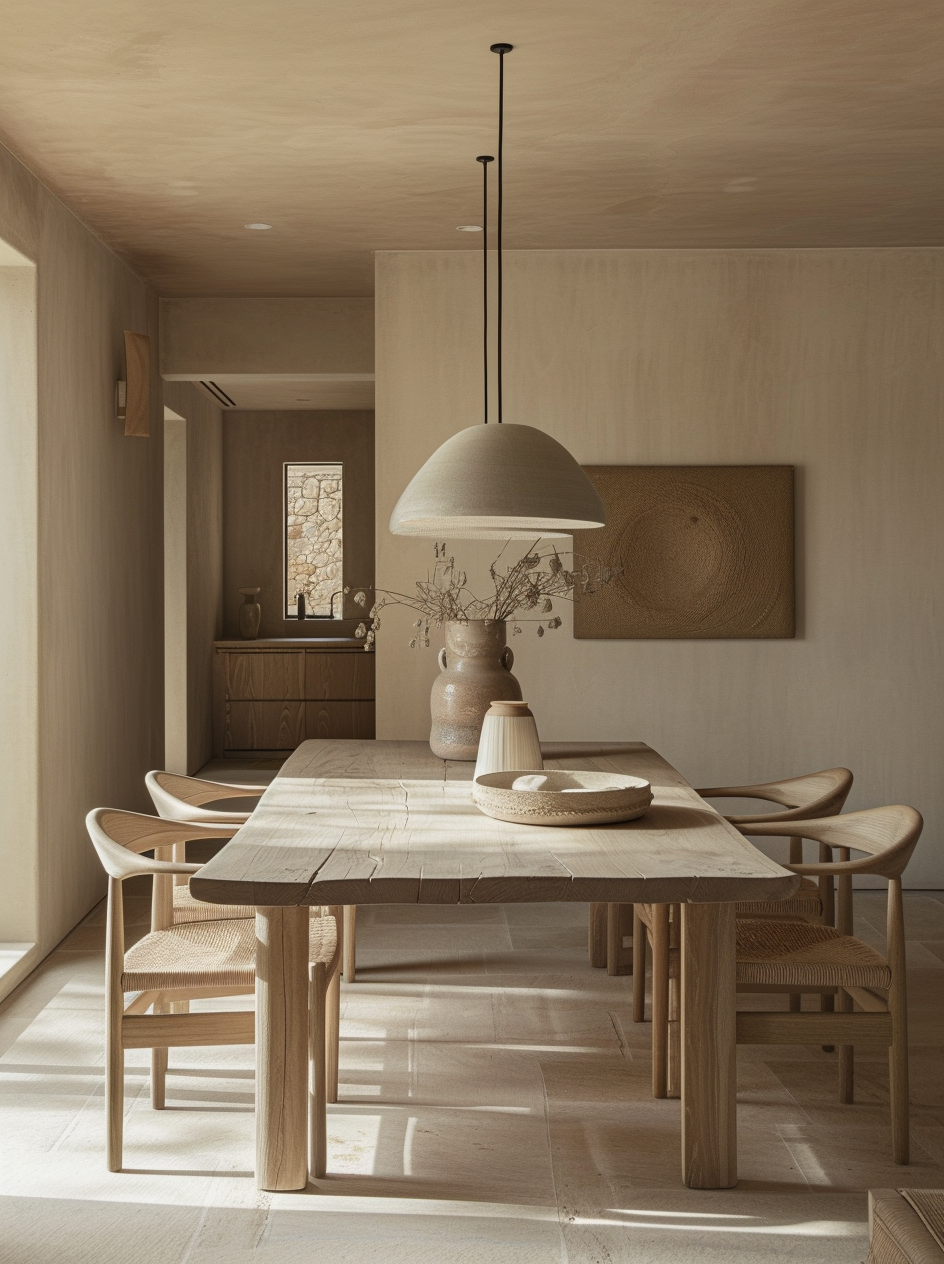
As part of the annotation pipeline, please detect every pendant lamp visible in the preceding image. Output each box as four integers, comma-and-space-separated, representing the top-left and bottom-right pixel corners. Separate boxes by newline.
389, 43, 605, 540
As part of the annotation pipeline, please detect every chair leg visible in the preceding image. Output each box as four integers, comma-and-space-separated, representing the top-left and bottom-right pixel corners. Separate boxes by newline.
820, 991, 835, 1052
890, 1033, 910, 1165
632, 909, 647, 1023
588, 902, 608, 967
309, 963, 329, 1179
342, 906, 356, 982
887, 885, 910, 1165
651, 904, 670, 1098
836, 989, 854, 1103
819, 854, 835, 928
150, 995, 168, 1110
106, 1002, 124, 1173
326, 967, 340, 1104
607, 904, 633, 976
666, 971, 681, 1099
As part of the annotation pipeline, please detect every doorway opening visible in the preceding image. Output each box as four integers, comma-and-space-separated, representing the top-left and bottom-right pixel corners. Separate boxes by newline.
163, 406, 188, 773
0, 236, 38, 994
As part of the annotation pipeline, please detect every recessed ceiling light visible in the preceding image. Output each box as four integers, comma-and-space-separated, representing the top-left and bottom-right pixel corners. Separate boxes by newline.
457, 225, 482, 232
244, 222, 272, 230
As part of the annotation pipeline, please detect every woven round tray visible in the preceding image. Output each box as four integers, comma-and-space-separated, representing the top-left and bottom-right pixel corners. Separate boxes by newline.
472, 770, 652, 827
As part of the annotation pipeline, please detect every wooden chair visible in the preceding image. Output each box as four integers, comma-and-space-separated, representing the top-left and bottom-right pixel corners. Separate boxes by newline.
146, 771, 262, 925
147, 770, 358, 981
630, 767, 854, 1098
590, 766, 854, 974
86, 808, 341, 1175
735, 805, 922, 1165
145, 769, 266, 824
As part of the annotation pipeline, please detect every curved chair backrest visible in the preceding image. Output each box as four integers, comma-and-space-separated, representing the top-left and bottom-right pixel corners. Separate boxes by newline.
697, 767, 854, 825
86, 808, 238, 880
748, 805, 923, 880
87, 808, 242, 934
146, 771, 265, 824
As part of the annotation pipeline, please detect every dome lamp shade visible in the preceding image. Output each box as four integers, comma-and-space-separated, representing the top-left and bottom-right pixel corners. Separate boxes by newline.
389, 423, 605, 539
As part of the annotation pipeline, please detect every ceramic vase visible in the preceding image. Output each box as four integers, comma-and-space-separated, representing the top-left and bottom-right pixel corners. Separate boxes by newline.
237, 587, 262, 640
474, 701, 544, 780
430, 620, 522, 760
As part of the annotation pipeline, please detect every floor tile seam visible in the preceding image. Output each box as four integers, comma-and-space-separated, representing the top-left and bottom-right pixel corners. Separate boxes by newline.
47, 1071, 108, 1156
775, 1119, 944, 1176
177, 1203, 212, 1264
604, 1010, 633, 1061
535, 1059, 570, 1251
754, 1059, 817, 1125
764, 1125, 815, 1190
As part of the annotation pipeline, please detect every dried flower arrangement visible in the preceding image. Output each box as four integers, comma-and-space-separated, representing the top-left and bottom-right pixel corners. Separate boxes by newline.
348, 542, 620, 651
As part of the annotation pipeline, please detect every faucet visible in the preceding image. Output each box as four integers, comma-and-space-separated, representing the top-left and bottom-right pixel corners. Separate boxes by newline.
307, 589, 345, 619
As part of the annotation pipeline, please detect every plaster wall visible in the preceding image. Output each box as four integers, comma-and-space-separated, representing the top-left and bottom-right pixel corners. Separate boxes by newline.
375, 249, 944, 887
160, 298, 374, 375
0, 139, 164, 993
162, 381, 224, 774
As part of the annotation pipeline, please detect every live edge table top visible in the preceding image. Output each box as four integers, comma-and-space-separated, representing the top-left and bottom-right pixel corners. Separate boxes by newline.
192, 740, 798, 909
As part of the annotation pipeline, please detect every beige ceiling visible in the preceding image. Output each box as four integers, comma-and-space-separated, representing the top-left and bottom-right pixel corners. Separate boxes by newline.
2, 0, 942, 296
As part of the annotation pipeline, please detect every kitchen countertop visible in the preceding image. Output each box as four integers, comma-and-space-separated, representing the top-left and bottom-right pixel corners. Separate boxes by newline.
213, 638, 370, 649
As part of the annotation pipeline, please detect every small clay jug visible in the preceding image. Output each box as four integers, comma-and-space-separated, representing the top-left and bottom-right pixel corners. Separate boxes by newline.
237, 588, 262, 640
430, 620, 522, 760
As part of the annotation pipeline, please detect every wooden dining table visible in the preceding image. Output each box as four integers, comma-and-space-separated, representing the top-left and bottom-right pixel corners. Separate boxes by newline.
191, 738, 799, 1193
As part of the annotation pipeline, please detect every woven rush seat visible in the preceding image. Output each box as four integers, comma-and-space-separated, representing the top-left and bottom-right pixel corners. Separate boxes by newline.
173, 885, 330, 923
736, 917, 891, 990
736, 876, 822, 920
867, 1189, 944, 1263
172, 883, 255, 923
904, 1193, 944, 1254
122, 914, 338, 992
638, 880, 822, 928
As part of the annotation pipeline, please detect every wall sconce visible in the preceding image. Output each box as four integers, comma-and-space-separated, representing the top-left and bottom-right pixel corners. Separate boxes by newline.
116, 330, 151, 437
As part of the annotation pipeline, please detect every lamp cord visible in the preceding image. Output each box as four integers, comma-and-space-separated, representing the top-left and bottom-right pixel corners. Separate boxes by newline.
476, 154, 493, 423
488, 43, 512, 422
496, 46, 505, 423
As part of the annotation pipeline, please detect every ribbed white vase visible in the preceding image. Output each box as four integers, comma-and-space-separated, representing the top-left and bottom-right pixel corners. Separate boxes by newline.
474, 701, 544, 780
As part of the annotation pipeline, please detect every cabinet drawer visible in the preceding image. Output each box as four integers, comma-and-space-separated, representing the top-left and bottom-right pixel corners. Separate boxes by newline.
221, 652, 305, 700
305, 651, 375, 700
225, 701, 306, 750
305, 701, 376, 741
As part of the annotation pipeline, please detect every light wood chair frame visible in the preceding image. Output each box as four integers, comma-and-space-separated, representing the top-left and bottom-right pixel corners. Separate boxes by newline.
628, 767, 854, 1099
735, 805, 923, 1165
145, 770, 266, 824
87, 808, 341, 1174
147, 770, 357, 981
589, 766, 854, 975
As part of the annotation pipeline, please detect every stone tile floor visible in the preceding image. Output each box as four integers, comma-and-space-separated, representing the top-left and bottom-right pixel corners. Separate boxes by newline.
2, 864, 944, 1261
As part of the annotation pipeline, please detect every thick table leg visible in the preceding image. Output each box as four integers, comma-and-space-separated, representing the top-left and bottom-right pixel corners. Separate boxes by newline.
680, 902, 737, 1189
588, 902, 608, 968
256, 907, 309, 1191
606, 903, 634, 976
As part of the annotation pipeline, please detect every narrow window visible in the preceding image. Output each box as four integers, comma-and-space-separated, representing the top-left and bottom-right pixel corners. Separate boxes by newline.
284, 462, 343, 617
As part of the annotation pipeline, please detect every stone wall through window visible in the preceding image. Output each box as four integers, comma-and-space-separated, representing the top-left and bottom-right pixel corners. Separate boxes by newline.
284, 462, 343, 616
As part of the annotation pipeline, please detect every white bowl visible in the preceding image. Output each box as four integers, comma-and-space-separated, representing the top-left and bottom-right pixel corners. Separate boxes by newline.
472, 769, 652, 827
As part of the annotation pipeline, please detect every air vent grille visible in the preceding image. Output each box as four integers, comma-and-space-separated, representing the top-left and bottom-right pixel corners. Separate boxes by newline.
199, 380, 237, 408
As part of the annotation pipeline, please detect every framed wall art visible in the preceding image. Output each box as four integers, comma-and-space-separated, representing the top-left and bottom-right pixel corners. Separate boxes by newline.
573, 465, 795, 640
